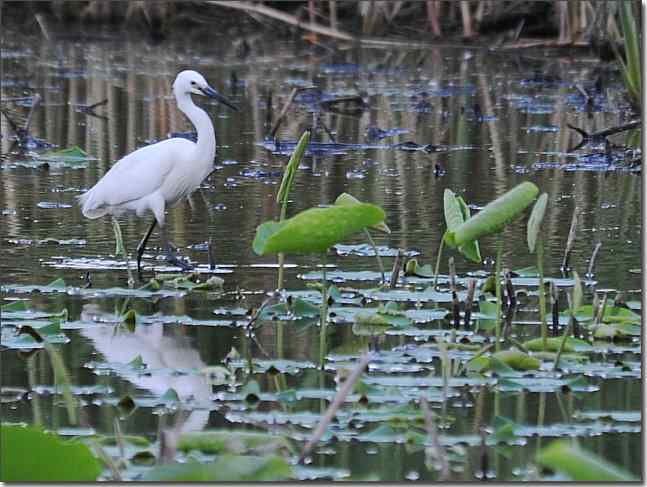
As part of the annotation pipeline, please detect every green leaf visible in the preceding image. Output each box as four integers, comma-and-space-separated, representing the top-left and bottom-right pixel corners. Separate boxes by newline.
253, 203, 386, 255
141, 455, 291, 481
122, 309, 138, 331
564, 305, 641, 324
0, 424, 101, 481
527, 193, 548, 253
593, 323, 641, 339
157, 388, 180, 405
1, 300, 29, 312
252, 221, 288, 256
178, 430, 294, 456
46, 277, 66, 289
523, 337, 593, 353
404, 258, 434, 278
445, 182, 539, 247
443, 189, 481, 262
259, 297, 320, 320
128, 355, 146, 369
536, 440, 637, 481
492, 350, 540, 371
511, 266, 539, 277
335, 192, 390, 233
43, 146, 89, 161
277, 130, 310, 204
443, 189, 464, 232
493, 416, 518, 442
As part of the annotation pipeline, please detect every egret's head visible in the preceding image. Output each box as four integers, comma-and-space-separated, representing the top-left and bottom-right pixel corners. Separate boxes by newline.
173, 70, 238, 111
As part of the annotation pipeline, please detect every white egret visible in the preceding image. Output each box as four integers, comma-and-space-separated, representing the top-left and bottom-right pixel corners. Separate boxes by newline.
79, 70, 238, 276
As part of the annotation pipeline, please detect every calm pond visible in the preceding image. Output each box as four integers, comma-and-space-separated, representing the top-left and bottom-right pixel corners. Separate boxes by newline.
1, 22, 641, 481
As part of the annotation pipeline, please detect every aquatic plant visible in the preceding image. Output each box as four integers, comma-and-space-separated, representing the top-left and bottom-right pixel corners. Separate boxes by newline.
254, 197, 387, 365
444, 182, 539, 350
276, 130, 310, 290
527, 192, 549, 350
1, 424, 102, 481
616, 0, 641, 110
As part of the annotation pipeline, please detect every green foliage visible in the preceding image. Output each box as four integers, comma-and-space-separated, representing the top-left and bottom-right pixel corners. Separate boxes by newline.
444, 182, 539, 247
253, 203, 386, 255
467, 349, 540, 373
0, 424, 101, 481
178, 430, 294, 456
277, 130, 310, 205
536, 440, 637, 481
404, 258, 434, 278
593, 323, 641, 339
259, 297, 320, 320
1, 300, 29, 312
443, 189, 481, 262
566, 304, 641, 324
523, 337, 593, 353
334, 192, 390, 233
527, 193, 548, 253
353, 302, 413, 335
141, 455, 291, 481
617, 0, 641, 109
43, 146, 89, 162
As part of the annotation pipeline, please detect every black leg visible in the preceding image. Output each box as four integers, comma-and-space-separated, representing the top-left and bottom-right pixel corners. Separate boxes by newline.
136, 219, 157, 279
159, 223, 193, 271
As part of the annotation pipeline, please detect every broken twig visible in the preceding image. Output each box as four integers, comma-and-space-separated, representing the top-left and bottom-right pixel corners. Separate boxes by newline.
299, 353, 370, 463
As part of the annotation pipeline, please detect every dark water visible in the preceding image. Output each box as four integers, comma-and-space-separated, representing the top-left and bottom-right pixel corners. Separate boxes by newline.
1, 22, 641, 481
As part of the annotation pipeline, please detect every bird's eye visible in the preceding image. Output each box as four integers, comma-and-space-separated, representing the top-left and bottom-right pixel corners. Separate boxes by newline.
191, 81, 196, 86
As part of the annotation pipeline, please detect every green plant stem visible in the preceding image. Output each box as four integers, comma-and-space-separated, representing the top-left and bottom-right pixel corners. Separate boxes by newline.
363, 229, 385, 285
536, 392, 546, 453
553, 313, 573, 371
432, 237, 444, 289
495, 235, 503, 352
319, 252, 328, 368
537, 234, 547, 351
276, 200, 289, 290
112, 217, 134, 288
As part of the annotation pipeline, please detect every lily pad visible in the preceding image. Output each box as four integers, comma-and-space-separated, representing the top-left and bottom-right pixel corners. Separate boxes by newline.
141, 455, 291, 481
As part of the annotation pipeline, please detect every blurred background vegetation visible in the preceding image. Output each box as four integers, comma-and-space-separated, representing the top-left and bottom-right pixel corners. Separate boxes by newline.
4, 1, 640, 109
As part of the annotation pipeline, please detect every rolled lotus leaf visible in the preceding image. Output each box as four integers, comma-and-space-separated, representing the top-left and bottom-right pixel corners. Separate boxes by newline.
253, 203, 386, 255
445, 182, 539, 247
277, 130, 310, 204
527, 192, 548, 253
443, 189, 481, 262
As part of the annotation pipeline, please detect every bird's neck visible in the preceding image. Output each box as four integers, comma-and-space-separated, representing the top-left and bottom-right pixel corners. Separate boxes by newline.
176, 93, 216, 162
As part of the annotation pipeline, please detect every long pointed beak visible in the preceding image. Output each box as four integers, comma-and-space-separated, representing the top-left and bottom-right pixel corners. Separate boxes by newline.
202, 85, 239, 111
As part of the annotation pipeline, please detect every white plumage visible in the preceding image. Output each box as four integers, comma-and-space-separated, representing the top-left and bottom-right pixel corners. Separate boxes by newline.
79, 70, 238, 275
